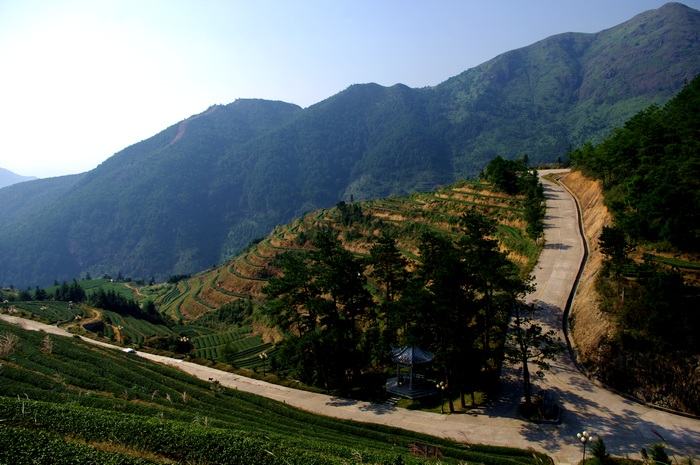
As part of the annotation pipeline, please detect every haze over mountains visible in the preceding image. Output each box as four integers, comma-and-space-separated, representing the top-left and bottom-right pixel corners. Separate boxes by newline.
0, 168, 36, 189
1, 2, 699, 288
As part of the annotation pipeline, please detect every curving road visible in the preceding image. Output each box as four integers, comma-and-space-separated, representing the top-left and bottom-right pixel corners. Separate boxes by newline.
3, 170, 699, 464
512, 171, 700, 463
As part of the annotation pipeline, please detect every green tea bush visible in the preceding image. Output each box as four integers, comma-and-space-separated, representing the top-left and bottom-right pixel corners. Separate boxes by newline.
0, 426, 163, 465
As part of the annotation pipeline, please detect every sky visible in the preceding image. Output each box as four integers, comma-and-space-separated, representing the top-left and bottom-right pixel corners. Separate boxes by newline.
1, 1, 697, 179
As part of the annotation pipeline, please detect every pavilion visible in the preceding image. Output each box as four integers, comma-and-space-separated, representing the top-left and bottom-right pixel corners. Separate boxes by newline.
386, 345, 436, 399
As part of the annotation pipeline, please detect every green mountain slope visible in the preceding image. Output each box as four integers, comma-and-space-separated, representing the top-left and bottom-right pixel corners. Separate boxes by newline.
0, 100, 301, 287
432, 2, 700, 172
0, 174, 83, 232
1, 3, 699, 288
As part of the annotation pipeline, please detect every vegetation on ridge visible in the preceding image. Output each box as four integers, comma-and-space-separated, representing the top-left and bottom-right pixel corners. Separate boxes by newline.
569, 74, 700, 414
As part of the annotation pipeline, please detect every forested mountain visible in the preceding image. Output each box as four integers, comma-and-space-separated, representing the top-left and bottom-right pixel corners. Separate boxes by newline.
431, 1, 700, 172
0, 174, 83, 231
0, 100, 301, 287
1, 2, 699, 288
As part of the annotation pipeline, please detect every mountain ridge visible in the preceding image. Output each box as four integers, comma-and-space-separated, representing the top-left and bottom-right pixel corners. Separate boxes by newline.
1, 2, 699, 288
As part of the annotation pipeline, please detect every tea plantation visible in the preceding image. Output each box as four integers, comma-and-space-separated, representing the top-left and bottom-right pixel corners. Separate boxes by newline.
0, 319, 549, 464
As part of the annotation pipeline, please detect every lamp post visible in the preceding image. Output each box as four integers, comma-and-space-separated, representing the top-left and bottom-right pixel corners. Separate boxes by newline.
577, 431, 593, 464
436, 381, 446, 414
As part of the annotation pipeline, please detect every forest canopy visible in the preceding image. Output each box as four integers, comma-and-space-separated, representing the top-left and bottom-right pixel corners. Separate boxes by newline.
569, 75, 700, 252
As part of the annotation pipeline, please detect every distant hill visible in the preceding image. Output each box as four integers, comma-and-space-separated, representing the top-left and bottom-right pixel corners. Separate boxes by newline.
0, 167, 37, 189
1, 2, 699, 288
0, 174, 83, 233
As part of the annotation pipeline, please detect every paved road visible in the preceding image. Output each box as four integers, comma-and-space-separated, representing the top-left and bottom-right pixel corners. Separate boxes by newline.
515, 172, 700, 463
3, 170, 699, 464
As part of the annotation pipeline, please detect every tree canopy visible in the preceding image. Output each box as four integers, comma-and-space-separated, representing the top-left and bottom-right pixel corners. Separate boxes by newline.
262, 209, 532, 407
570, 75, 700, 251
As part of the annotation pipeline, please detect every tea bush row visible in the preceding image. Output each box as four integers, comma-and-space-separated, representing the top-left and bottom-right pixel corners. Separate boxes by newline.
0, 398, 419, 465
0, 425, 163, 465
191, 328, 251, 349
8, 301, 82, 324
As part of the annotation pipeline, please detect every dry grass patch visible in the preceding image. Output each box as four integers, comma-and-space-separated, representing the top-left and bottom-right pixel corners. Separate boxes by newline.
559, 171, 615, 365
0, 332, 20, 359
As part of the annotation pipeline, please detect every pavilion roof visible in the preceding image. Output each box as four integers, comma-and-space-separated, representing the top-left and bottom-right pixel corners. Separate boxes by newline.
390, 345, 434, 365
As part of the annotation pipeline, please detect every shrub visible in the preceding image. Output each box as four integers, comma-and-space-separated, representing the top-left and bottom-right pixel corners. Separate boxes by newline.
590, 437, 610, 465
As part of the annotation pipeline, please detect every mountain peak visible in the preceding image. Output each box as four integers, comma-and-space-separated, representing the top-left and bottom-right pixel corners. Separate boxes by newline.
657, 2, 694, 12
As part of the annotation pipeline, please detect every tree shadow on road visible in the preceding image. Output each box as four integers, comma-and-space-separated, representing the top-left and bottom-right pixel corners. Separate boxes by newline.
543, 243, 573, 250
517, 381, 700, 461
326, 396, 398, 415
358, 403, 397, 415
527, 300, 567, 338
326, 397, 358, 407
543, 214, 559, 229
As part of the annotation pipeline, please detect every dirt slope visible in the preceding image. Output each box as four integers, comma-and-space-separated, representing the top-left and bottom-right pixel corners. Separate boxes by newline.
558, 170, 614, 367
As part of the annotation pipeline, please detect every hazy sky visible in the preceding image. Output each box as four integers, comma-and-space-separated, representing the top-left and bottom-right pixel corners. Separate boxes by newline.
1, 1, 696, 178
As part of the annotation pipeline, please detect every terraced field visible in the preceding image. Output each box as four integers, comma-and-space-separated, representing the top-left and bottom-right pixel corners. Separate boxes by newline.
102, 310, 179, 345
189, 327, 276, 367
0, 300, 84, 323
156, 180, 537, 322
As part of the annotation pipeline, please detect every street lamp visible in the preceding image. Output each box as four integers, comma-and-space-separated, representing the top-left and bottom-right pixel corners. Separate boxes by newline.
577, 431, 593, 464
435, 381, 446, 414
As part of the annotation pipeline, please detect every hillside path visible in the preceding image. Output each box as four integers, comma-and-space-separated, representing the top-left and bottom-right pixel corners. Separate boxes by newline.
2, 170, 699, 464
505, 170, 700, 462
